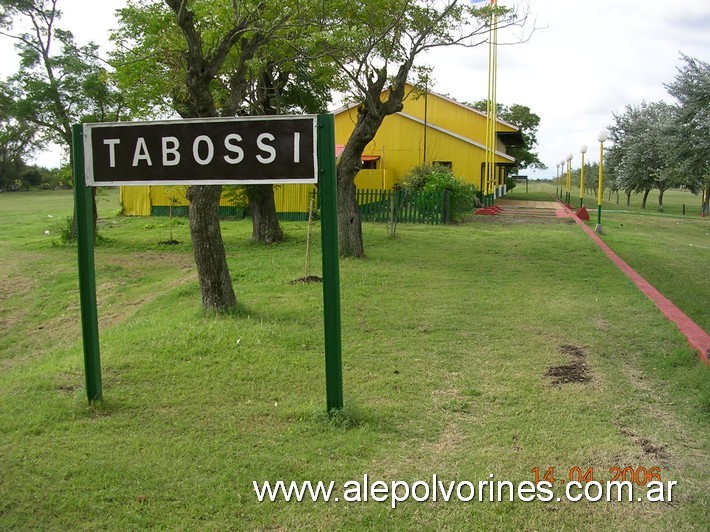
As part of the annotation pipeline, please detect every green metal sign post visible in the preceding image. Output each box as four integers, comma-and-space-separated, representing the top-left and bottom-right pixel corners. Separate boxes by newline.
72, 124, 102, 402
73, 115, 342, 412
316, 114, 343, 412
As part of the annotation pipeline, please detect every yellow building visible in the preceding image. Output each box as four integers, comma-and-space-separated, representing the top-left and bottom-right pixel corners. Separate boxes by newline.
119, 86, 522, 218
335, 86, 522, 194
278, 87, 522, 217
119, 184, 245, 217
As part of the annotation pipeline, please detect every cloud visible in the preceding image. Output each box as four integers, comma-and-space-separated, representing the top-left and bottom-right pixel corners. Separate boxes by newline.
3, 0, 709, 176
425, 0, 709, 178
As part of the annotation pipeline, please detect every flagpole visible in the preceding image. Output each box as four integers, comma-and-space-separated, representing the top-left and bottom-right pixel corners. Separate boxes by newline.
486, 0, 498, 205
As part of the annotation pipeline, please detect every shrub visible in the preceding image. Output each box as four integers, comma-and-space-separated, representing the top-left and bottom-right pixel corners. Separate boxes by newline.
402, 164, 477, 221
59, 216, 75, 244
222, 185, 250, 210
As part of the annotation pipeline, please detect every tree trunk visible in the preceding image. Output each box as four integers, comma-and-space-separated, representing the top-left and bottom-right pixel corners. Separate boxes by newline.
164, 0, 246, 313
187, 185, 237, 312
641, 188, 651, 209
69, 143, 98, 241
337, 176, 364, 257
702, 187, 709, 217
658, 188, 666, 211
626, 191, 631, 206
247, 185, 284, 244
70, 187, 99, 240
337, 148, 365, 257
337, 107, 388, 257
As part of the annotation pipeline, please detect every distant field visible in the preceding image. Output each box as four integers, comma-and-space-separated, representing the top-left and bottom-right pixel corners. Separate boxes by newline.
508, 180, 706, 217
0, 189, 708, 529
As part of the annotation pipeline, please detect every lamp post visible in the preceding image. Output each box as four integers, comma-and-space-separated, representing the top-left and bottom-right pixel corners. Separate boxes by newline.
560, 159, 565, 201
565, 153, 573, 205
595, 129, 608, 233
579, 144, 587, 208
555, 163, 560, 196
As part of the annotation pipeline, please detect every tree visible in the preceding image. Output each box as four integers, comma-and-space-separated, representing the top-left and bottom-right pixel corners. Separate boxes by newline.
606, 101, 679, 211
665, 54, 710, 216
0, 87, 39, 191
112, 0, 321, 311
239, 41, 336, 244
0, 0, 126, 232
501, 103, 544, 171
112, 1, 336, 247
321, 0, 528, 257
161, 0, 270, 311
470, 100, 544, 172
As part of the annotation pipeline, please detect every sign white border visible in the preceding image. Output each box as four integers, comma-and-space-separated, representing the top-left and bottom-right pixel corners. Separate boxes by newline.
83, 115, 319, 187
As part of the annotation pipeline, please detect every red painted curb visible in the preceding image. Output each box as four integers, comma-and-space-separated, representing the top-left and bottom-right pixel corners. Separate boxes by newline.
551, 195, 710, 366
575, 206, 590, 220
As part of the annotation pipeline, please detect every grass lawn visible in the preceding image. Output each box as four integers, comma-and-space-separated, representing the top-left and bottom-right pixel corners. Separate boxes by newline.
1, 189, 709, 529
508, 181, 710, 333
600, 213, 710, 333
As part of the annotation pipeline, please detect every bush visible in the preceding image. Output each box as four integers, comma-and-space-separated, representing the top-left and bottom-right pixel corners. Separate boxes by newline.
402, 164, 477, 221
222, 185, 249, 210
59, 216, 75, 244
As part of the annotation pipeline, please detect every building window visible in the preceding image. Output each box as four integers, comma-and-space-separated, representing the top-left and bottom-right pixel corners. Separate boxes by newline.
360, 155, 380, 170
433, 161, 452, 170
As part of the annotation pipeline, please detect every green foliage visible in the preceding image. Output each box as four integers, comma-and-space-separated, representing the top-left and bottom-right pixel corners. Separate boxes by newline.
664, 54, 710, 215
1, 1, 126, 147
469, 100, 545, 171
50, 164, 72, 188
58, 215, 75, 244
604, 55, 710, 214
222, 185, 249, 210
607, 101, 680, 208
0, 84, 39, 190
110, 0, 181, 118
111, 0, 337, 119
402, 164, 477, 221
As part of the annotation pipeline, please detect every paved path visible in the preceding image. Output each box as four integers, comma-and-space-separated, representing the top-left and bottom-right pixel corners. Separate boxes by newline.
496, 199, 564, 210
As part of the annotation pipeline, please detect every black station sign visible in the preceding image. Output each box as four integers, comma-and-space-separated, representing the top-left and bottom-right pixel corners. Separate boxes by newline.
83, 115, 318, 186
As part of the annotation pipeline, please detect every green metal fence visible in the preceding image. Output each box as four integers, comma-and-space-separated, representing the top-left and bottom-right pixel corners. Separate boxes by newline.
150, 187, 451, 225
151, 205, 246, 218
348, 188, 450, 225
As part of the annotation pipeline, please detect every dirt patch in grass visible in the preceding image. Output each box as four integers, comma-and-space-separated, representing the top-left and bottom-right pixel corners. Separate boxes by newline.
0, 275, 35, 303
592, 315, 611, 331
618, 427, 671, 464
638, 437, 670, 462
100, 251, 195, 271
289, 275, 322, 285
0, 252, 197, 374
545, 344, 592, 385
97, 273, 196, 329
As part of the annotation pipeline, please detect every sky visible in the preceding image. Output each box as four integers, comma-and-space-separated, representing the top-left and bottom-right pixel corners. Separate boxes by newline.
2, 0, 709, 178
